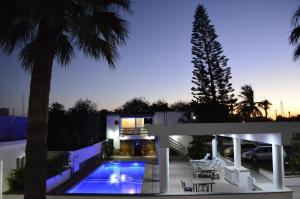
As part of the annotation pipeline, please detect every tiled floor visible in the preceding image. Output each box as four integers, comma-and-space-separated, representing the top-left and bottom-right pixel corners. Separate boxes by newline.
167, 160, 241, 194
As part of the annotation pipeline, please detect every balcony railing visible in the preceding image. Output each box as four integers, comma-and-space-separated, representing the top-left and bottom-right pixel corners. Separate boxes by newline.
120, 127, 149, 136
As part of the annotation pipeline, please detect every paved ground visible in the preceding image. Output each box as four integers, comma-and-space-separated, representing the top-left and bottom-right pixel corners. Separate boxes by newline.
167, 160, 241, 194
3, 158, 299, 198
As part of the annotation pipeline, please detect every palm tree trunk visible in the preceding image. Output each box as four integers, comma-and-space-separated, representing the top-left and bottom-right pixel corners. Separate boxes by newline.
24, 30, 55, 199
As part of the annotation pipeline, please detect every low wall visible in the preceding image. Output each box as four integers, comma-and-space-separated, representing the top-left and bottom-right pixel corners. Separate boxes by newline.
259, 168, 300, 186
285, 175, 300, 186
69, 142, 102, 173
48, 191, 293, 199
46, 169, 71, 192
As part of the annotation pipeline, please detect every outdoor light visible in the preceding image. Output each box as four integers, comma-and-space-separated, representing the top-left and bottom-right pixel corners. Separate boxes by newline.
120, 174, 126, 182
193, 116, 196, 120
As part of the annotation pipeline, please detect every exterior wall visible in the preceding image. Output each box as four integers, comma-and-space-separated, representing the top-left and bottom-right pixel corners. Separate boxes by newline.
106, 115, 120, 149
46, 169, 71, 192
0, 116, 27, 142
69, 142, 102, 173
0, 140, 26, 192
153, 112, 184, 125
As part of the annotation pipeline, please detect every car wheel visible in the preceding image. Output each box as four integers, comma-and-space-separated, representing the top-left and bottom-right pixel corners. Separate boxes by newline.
251, 156, 258, 162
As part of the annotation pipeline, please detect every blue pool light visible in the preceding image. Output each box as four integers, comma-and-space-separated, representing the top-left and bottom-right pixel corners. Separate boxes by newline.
66, 161, 145, 194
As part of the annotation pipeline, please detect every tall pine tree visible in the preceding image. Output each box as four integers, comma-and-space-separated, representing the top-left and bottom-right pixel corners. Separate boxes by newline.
191, 5, 236, 107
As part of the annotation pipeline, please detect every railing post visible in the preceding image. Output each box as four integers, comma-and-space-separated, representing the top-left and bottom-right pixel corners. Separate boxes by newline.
0, 160, 3, 199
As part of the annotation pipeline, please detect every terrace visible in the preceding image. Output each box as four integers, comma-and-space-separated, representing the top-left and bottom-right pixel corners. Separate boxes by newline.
148, 122, 300, 199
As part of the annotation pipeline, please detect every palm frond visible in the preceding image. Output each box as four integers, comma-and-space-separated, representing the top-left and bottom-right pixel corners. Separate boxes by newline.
289, 26, 300, 45
293, 44, 300, 61
291, 6, 300, 26
55, 34, 75, 66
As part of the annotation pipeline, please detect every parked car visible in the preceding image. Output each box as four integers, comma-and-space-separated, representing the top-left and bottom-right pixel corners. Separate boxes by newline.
224, 143, 259, 157
242, 146, 286, 162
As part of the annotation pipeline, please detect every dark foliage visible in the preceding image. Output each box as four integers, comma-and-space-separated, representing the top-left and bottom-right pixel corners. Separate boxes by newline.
6, 167, 25, 193
188, 135, 213, 159
7, 152, 69, 193
102, 139, 114, 159
170, 101, 191, 112
276, 115, 300, 121
47, 100, 107, 151
191, 102, 230, 123
190, 4, 236, 106
115, 97, 151, 114
289, 5, 300, 61
151, 99, 170, 112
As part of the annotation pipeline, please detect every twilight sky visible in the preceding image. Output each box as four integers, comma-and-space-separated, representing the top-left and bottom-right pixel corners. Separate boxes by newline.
0, 0, 300, 118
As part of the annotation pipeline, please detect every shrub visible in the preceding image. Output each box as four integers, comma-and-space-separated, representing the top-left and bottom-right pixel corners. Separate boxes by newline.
7, 152, 69, 193
6, 167, 25, 193
102, 139, 114, 159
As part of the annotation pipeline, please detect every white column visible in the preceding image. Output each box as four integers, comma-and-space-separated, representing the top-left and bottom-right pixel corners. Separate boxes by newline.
0, 160, 3, 199
212, 136, 217, 159
272, 144, 284, 189
233, 138, 241, 168
159, 147, 169, 193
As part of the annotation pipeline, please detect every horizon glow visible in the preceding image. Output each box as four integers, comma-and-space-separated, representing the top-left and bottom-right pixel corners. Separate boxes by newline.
0, 0, 300, 119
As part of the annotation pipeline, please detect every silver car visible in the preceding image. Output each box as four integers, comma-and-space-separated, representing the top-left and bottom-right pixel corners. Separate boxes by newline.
242, 146, 274, 162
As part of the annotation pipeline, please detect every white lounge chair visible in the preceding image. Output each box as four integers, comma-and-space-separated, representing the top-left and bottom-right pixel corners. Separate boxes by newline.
189, 153, 211, 164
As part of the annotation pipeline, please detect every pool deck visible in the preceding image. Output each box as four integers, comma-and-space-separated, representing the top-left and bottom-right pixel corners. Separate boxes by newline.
2, 158, 298, 199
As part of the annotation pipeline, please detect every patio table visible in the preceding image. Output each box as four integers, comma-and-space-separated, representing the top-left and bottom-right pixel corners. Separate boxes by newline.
192, 164, 215, 178
191, 178, 215, 192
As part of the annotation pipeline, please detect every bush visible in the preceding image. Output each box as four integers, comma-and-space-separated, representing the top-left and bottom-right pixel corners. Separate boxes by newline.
102, 139, 114, 159
7, 152, 69, 193
6, 167, 25, 193
187, 136, 213, 159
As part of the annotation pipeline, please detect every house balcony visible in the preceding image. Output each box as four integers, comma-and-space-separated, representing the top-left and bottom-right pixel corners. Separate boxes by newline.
120, 127, 149, 136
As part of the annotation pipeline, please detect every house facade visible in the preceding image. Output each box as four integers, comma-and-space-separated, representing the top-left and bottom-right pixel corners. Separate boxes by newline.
106, 112, 192, 156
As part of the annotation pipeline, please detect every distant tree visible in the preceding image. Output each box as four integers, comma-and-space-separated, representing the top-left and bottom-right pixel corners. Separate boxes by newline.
191, 102, 230, 123
237, 84, 262, 119
0, 1, 131, 198
116, 97, 151, 114
66, 99, 102, 149
188, 135, 213, 159
47, 103, 67, 150
151, 99, 169, 112
170, 101, 191, 112
289, 5, 300, 61
258, 99, 272, 118
190, 4, 236, 106
99, 109, 109, 140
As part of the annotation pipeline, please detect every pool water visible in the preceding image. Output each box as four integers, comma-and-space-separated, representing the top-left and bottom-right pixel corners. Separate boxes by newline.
66, 161, 145, 194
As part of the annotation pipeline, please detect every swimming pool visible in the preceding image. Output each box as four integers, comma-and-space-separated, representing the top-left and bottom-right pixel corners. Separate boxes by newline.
66, 161, 145, 194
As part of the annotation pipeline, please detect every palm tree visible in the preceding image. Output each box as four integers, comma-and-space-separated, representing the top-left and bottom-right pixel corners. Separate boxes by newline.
0, 1, 131, 199
289, 5, 300, 61
237, 84, 262, 119
258, 99, 272, 118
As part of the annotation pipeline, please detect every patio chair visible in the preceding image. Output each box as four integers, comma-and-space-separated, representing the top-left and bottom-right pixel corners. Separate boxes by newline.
181, 180, 193, 192
189, 153, 211, 164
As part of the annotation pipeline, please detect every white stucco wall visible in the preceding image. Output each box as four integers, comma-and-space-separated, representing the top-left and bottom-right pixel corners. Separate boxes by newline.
106, 115, 120, 149
0, 140, 26, 192
69, 142, 102, 173
153, 112, 185, 125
